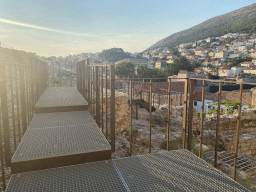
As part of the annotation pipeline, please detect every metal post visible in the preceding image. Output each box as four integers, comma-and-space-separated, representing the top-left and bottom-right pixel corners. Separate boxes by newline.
233, 83, 243, 180
149, 80, 152, 153
110, 65, 115, 152
0, 120, 6, 190
199, 80, 205, 158
10, 65, 17, 150
20, 65, 28, 135
101, 66, 104, 131
15, 65, 21, 142
158, 95, 161, 108
59, 61, 61, 87
182, 79, 188, 149
129, 80, 133, 155
0, 64, 11, 167
95, 66, 100, 126
214, 81, 222, 168
105, 66, 108, 137
187, 79, 195, 151
52, 61, 55, 87
167, 79, 171, 151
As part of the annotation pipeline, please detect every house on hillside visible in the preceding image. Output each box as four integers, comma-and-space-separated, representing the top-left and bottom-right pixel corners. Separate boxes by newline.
218, 66, 232, 77
231, 65, 244, 75
155, 60, 167, 69
193, 92, 213, 113
244, 66, 256, 75
241, 61, 254, 68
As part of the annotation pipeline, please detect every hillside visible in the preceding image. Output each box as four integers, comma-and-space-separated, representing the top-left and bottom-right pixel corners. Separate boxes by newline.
100, 48, 132, 62
145, 3, 256, 51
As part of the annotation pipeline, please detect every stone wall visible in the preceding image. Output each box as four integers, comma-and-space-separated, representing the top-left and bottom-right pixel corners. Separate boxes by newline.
228, 137, 256, 158
193, 109, 256, 158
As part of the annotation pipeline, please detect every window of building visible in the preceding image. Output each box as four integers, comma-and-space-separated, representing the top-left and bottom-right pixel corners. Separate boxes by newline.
194, 101, 197, 106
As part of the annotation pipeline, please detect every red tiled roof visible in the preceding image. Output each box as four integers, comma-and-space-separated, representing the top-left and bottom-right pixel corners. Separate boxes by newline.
193, 91, 202, 101
244, 66, 256, 71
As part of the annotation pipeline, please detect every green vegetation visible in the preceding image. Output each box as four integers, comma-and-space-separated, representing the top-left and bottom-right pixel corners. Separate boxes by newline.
100, 48, 132, 62
165, 56, 193, 76
208, 109, 217, 115
196, 112, 206, 120
220, 100, 239, 109
137, 64, 167, 80
153, 115, 167, 127
159, 137, 182, 150
115, 62, 136, 78
248, 102, 252, 108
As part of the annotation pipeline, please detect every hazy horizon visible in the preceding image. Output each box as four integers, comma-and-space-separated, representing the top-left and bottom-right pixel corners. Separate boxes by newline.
0, 0, 255, 57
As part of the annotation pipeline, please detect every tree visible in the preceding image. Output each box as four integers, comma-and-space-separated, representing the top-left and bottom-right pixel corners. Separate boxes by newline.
137, 64, 167, 81
115, 62, 136, 78
166, 56, 193, 76
191, 61, 201, 69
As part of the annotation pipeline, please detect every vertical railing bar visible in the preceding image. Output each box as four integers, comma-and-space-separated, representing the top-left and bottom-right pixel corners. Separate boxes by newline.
187, 79, 195, 151
0, 63, 11, 167
101, 66, 104, 131
214, 81, 222, 168
20, 65, 28, 135
95, 66, 100, 126
52, 61, 55, 87
233, 83, 243, 180
199, 80, 205, 158
9, 65, 17, 150
110, 65, 115, 152
15, 64, 21, 142
167, 79, 171, 151
129, 80, 133, 156
182, 79, 188, 149
105, 66, 108, 138
0, 121, 6, 190
149, 79, 152, 154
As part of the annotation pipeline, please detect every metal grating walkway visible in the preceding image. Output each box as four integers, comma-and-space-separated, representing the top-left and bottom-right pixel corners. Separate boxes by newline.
35, 87, 88, 113
11, 111, 111, 174
7, 150, 249, 192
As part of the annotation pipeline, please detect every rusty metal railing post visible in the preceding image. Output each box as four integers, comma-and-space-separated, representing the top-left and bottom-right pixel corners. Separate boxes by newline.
0, 63, 11, 167
214, 81, 222, 168
15, 64, 21, 142
199, 80, 205, 158
82, 60, 86, 98
233, 83, 243, 180
52, 61, 55, 87
101, 66, 104, 131
0, 125, 6, 190
20, 65, 28, 135
95, 66, 100, 126
105, 66, 108, 137
149, 80, 152, 154
9, 65, 17, 150
167, 79, 171, 151
87, 61, 90, 103
110, 65, 115, 152
129, 80, 133, 156
187, 79, 195, 151
182, 79, 188, 149
158, 95, 160, 108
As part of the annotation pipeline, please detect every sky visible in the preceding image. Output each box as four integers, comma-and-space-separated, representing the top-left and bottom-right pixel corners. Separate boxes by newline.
0, 0, 255, 57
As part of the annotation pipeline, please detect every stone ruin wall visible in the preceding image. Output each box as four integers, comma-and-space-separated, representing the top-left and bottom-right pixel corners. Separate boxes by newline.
193, 109, 256, 158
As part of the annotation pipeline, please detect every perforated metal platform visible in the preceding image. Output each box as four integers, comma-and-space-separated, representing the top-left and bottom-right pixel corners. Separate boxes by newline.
28, 111, 95, 129
114, 149, 249, 192
7, 161, 126, 192
7, 150, 249, 192
35, 87, 88, 113
12, 123, 111, 173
